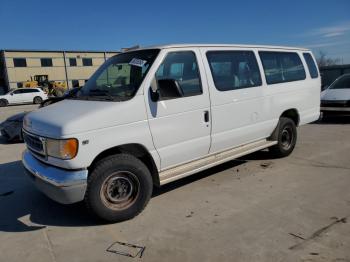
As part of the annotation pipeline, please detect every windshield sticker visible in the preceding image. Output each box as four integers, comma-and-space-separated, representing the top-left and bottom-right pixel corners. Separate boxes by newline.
129, 58, 147, 67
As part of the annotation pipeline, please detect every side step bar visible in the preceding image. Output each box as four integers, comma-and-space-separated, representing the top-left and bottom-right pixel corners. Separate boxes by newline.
159, 139, 277, 185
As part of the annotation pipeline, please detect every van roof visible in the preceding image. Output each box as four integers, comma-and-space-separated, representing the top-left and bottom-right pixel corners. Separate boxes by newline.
132, 44, 309, 51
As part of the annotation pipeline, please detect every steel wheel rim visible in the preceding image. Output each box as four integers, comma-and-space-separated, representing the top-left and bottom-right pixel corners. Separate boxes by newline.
100, 171, 140, 210
281, 125, 293, 150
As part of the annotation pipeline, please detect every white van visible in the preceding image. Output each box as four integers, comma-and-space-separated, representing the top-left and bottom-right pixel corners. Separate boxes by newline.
22, 44, 320, 222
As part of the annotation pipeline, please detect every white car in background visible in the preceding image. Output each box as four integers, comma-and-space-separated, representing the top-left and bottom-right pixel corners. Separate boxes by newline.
321, 74, 350, 115
0, 88, 48, 107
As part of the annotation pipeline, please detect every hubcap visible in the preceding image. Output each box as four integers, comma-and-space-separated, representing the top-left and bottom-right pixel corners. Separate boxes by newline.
281, 126, 293, 150
100, 171, 139, 210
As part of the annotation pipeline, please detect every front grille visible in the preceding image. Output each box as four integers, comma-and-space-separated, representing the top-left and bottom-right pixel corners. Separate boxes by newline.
321, 100, 349, 107
23, 131, 45, 155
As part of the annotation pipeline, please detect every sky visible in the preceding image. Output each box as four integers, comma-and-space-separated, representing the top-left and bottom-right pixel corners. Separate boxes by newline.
1, 0, 349, 63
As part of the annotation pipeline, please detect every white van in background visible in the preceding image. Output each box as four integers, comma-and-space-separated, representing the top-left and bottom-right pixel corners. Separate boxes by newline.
22, 44, 320, 222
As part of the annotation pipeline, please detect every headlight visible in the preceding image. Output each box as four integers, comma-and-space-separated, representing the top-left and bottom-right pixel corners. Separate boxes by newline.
46, 138, 78, 159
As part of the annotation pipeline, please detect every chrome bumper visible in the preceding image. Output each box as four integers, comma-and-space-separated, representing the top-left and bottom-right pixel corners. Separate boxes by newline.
22, 150, 88, 204
321, 107, 350, 112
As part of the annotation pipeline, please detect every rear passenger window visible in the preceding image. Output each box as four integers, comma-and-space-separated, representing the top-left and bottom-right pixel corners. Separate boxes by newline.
156, 52, 202, 97
303, 53, 319, 78
259, 52, 306, 84
206, 51, 262, 91
25, 89, 39, 93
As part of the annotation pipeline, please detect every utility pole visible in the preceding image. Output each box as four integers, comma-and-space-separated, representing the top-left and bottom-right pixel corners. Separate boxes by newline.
63, 51, 69, 89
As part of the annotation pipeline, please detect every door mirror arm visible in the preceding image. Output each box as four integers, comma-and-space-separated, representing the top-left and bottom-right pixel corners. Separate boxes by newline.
150, 77, 159, 102
150, 88, 160, 102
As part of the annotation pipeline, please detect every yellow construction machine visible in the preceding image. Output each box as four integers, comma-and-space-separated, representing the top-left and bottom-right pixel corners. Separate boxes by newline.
23, 75, 67, 96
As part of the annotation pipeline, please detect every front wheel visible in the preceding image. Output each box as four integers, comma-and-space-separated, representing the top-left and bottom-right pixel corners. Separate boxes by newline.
269, 117, 297, 158
84, 154, 153, 222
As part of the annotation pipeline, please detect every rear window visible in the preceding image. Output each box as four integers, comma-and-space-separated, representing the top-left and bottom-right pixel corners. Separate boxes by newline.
259, 52, 306, 84
303, 53, 319, 78
206, 51, 262, 91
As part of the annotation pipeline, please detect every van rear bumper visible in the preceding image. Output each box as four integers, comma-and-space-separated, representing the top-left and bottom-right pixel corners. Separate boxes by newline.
22, 150, 88, 204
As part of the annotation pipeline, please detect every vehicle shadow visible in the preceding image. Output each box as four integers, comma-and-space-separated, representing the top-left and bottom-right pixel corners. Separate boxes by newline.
0, 136, 22, 145
0, 151, 271, 231
311, 115, 350, 125
0, 160, 98, 232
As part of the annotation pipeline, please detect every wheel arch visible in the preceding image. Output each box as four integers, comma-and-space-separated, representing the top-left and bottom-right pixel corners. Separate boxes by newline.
88, 143, 160, 187
280, 108, 300, 126
269, 108, 300, 141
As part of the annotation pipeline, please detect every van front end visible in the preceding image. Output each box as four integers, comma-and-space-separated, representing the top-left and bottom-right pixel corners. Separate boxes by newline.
21, 129, 88, 204
22, 149, 88, 204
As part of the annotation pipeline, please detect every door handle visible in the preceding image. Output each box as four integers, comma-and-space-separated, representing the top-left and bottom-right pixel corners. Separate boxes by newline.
204, 111, 209, 122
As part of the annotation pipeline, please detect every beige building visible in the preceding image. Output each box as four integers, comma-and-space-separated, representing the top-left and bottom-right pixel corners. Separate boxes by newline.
0, 49, 119, 93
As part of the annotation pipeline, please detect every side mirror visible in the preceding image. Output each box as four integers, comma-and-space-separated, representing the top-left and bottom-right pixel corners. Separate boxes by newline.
156, 79, 183, 101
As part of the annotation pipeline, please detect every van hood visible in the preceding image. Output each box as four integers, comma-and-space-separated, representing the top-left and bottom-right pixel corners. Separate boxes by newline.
321, 89, 350, 101
24, 97, 146, 137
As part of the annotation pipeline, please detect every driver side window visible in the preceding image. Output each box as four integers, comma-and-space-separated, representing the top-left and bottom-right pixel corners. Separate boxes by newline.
156, 51, 202, 97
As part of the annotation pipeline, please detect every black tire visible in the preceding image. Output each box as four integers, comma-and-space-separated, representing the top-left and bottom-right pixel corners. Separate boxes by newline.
269, 117, 297, 158
0, 99, 8, 107
33, 96, 43, 104
84, 154, 153, 222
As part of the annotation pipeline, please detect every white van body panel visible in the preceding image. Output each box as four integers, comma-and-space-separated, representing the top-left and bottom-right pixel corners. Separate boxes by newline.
200, 47, 272, 154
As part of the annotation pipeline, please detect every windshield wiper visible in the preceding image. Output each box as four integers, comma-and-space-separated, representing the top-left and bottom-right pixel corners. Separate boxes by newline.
88, 89, 115, 101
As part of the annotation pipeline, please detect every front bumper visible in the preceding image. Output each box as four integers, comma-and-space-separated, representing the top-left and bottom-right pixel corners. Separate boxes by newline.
22, 150, 88, 204
321, 107, 350, 112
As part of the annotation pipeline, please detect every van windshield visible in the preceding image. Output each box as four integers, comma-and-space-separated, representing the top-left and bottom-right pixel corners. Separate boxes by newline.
329, 74, 350, 89
72, 49, 160, 101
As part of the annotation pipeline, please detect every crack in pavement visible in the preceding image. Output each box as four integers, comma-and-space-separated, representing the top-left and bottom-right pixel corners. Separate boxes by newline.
288, 157, 350, 170
43, 228, 57, 262
289, 217, 348, 250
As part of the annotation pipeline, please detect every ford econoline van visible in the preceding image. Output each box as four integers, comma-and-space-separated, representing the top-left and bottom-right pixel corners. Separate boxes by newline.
22, 44, 320, 222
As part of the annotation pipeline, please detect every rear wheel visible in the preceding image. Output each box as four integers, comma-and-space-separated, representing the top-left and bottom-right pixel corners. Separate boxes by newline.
0, 99, 8, 107
33, 96, 43, 104
84, 154, 153, 222
269, 117, 297, 158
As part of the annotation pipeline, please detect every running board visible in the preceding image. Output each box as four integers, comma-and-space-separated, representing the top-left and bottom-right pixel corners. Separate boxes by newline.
159, 139, 277, 185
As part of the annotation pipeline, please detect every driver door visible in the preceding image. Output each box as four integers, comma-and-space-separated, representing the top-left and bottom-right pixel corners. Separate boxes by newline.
144, 49, 211, 170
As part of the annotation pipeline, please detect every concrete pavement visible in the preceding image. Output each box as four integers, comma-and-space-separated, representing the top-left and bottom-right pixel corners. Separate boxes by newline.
0, 104, 349, 262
